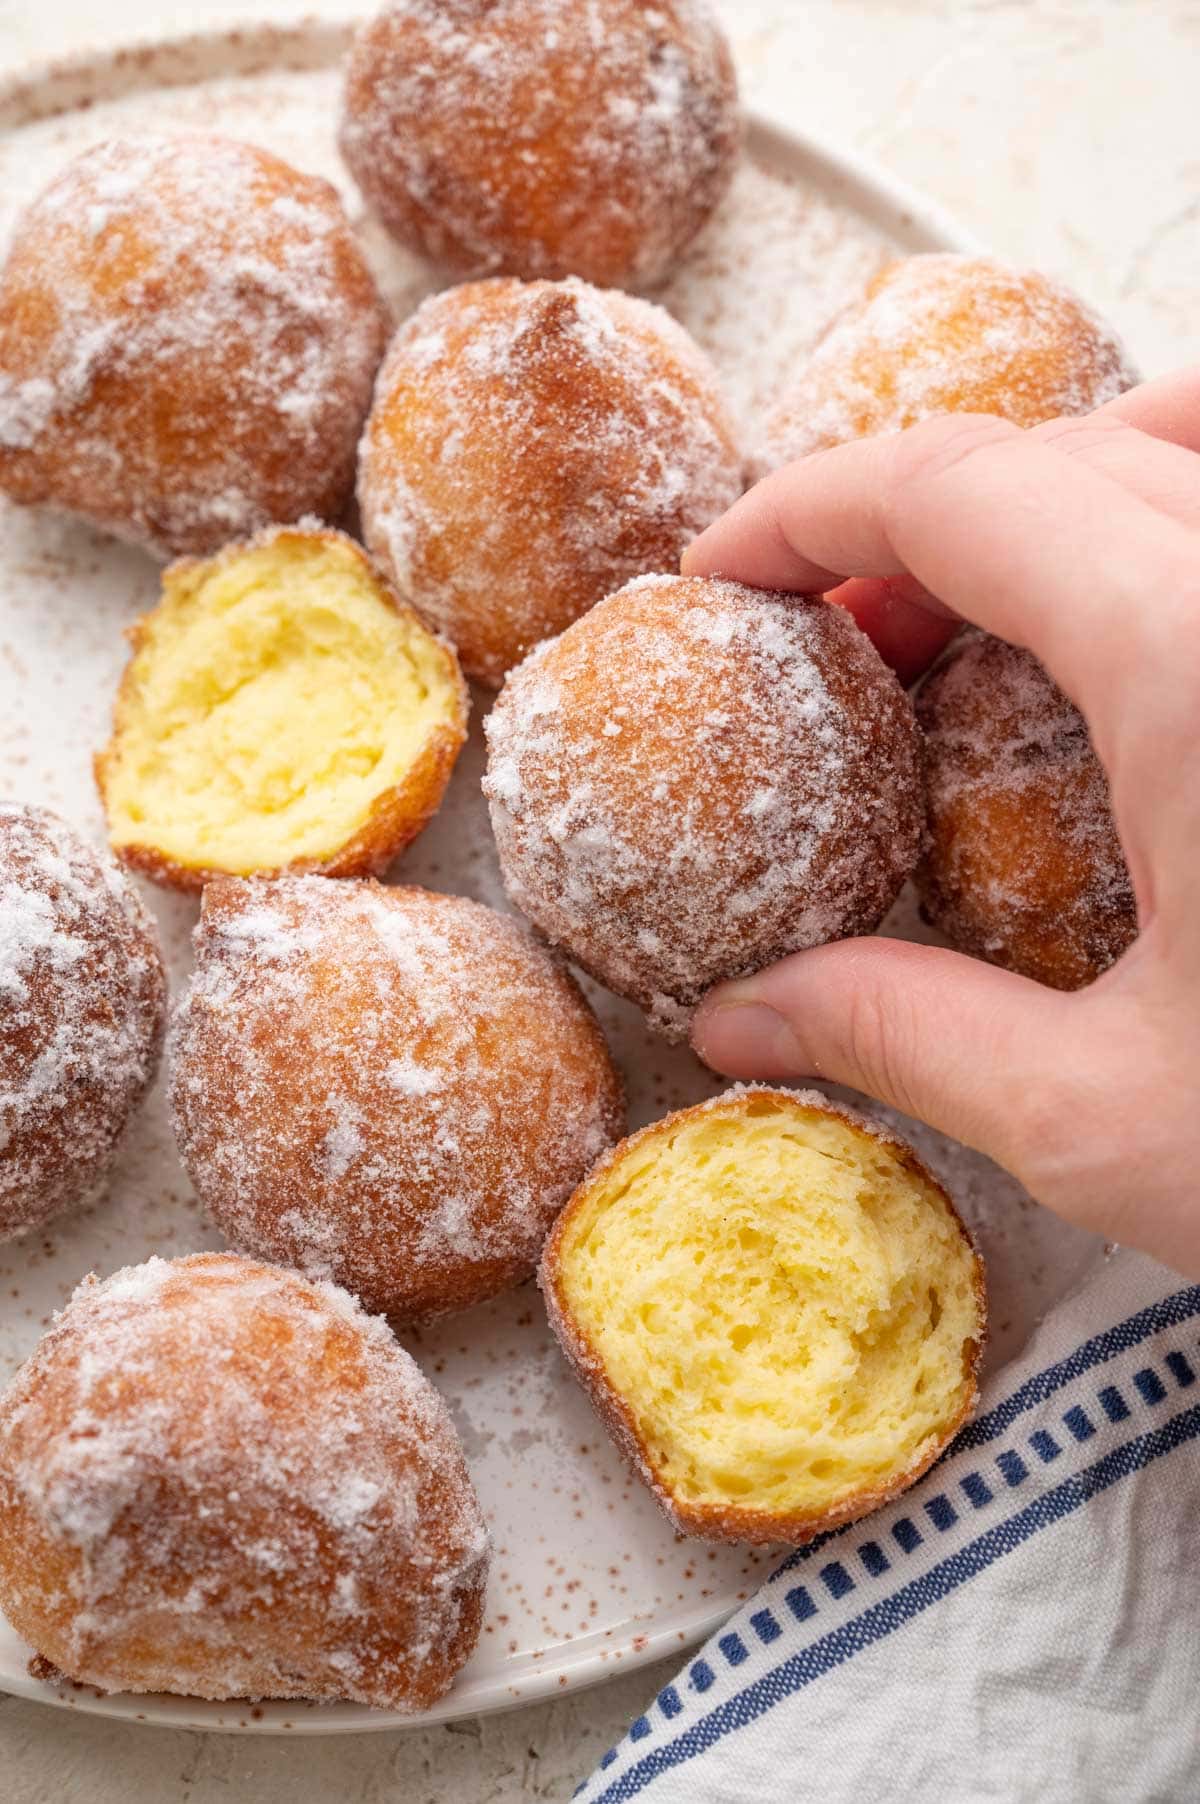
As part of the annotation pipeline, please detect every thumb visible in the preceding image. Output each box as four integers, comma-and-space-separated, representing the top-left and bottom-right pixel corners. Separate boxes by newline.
690, 938, 1109, 1192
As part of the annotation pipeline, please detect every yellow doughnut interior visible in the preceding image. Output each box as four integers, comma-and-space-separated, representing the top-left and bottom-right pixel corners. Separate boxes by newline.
556, 1094, 982, 1521
100, 532, 463, 875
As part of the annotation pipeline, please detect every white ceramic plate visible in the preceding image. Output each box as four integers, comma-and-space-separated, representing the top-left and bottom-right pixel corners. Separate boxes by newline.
0, 18, 1105, 1735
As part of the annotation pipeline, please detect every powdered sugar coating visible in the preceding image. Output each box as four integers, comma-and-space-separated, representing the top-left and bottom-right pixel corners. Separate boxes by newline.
0, 1252, 489, 1706
916, 633, 1136, 990
169, 877, 625, 1321
762, 253, 1139, 467
484, 575, 924, 1037
0, 135, 388, 556
0, 804, 166, 1242
358, 275, 744, 687
339, 0, 739, 289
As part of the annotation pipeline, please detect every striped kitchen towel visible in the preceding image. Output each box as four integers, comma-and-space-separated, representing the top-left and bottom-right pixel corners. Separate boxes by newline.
577, 1251, 1200, 1804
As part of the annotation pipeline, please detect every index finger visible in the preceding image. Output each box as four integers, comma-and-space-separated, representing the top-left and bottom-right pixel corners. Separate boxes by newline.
681, 411, 1193, 710
1097, 362, 1200, 449
783, 371, 1200, 686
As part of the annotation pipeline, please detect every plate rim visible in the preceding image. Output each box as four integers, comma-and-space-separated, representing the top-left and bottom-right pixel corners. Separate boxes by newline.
0, 15, 983, 256
0, 12, 978, 1737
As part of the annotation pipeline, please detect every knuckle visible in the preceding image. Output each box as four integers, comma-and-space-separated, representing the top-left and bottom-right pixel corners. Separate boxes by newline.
882, 413, 1022, 527
1030, 412, 1131, 456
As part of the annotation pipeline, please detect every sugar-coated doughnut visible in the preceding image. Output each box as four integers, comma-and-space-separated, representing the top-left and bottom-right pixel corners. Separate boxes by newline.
96, 526, 468, 892
358, 276, 744, 687
0, 136, 388, 556
484, 574, 923, 1037
0, 1253, 489, 1705
916, 633, 1136, 989
541, 1088, 985, 1544
339, 0, 739, 289
0, 804, 166, 1242
169, 877, 624, 1322
763, 254, 1138, 466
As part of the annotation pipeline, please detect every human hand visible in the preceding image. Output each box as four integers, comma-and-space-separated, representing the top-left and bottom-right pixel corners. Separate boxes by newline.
684, 367, 1200, 1275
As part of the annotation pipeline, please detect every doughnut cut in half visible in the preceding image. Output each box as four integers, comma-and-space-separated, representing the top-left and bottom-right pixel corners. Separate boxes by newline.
96, 526, 467, 891
541, 1088, 985, 1544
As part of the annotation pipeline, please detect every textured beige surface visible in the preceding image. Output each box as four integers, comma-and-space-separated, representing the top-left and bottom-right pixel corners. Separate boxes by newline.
0, 1, 1196, 1798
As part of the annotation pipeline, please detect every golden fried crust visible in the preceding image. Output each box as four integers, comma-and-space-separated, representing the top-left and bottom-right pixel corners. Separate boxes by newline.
358, 277, 744, 688
339, 0, 739, 289
0, 1253, 489, 1706
93, 526, 469, 893
484, 575, 923, 1037
540, 1089, 986, 1546
0, 137, 388, 556
0, 804, 167, 1241
763, 254, 1139, 466
169, 879, 625, 1323
916, 634, 1137, 990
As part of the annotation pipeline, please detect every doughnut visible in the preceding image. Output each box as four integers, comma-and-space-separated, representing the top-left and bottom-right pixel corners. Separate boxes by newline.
0, 136, 388, 556
763, 254, 1138, 465
169, 877, 624, 1322
0, 804, 166, 1243
483, 573, 923, 1037
541, 1088, 985, 1544
916, 633, 1136, 989
0, 1253, 489, 1706
358, 276, 744, 687
338, 0, 739, 289
95, 526, 468, 892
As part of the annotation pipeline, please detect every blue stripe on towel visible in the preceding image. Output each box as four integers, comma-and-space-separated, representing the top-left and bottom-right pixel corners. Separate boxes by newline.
1133, 1367, 1167, 1406
590, 1400, 1200, 1804
954, 1287, 1200, 1450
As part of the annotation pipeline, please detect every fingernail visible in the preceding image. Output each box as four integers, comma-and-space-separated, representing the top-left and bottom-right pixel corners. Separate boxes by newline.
692, 996, 806, 1077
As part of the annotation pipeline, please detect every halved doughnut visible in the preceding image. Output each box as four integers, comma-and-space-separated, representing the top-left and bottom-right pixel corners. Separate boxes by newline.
541, 1087, 985, 1544
96, 526, 467, 891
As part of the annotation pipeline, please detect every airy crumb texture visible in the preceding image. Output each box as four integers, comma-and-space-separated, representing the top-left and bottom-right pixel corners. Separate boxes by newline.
484, 574, 923, 1037
0, 135, 388, 556
339, 0, 739, 288
916, 633, 1137, 989
0, 804, 166, 1242
96, 525, 468, 891
169, 877, 625, 1323
762, 253, 1139, 466
541, 1088, 985, 1544
0, 1253, 489, 1706
359, 275, 744, 687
